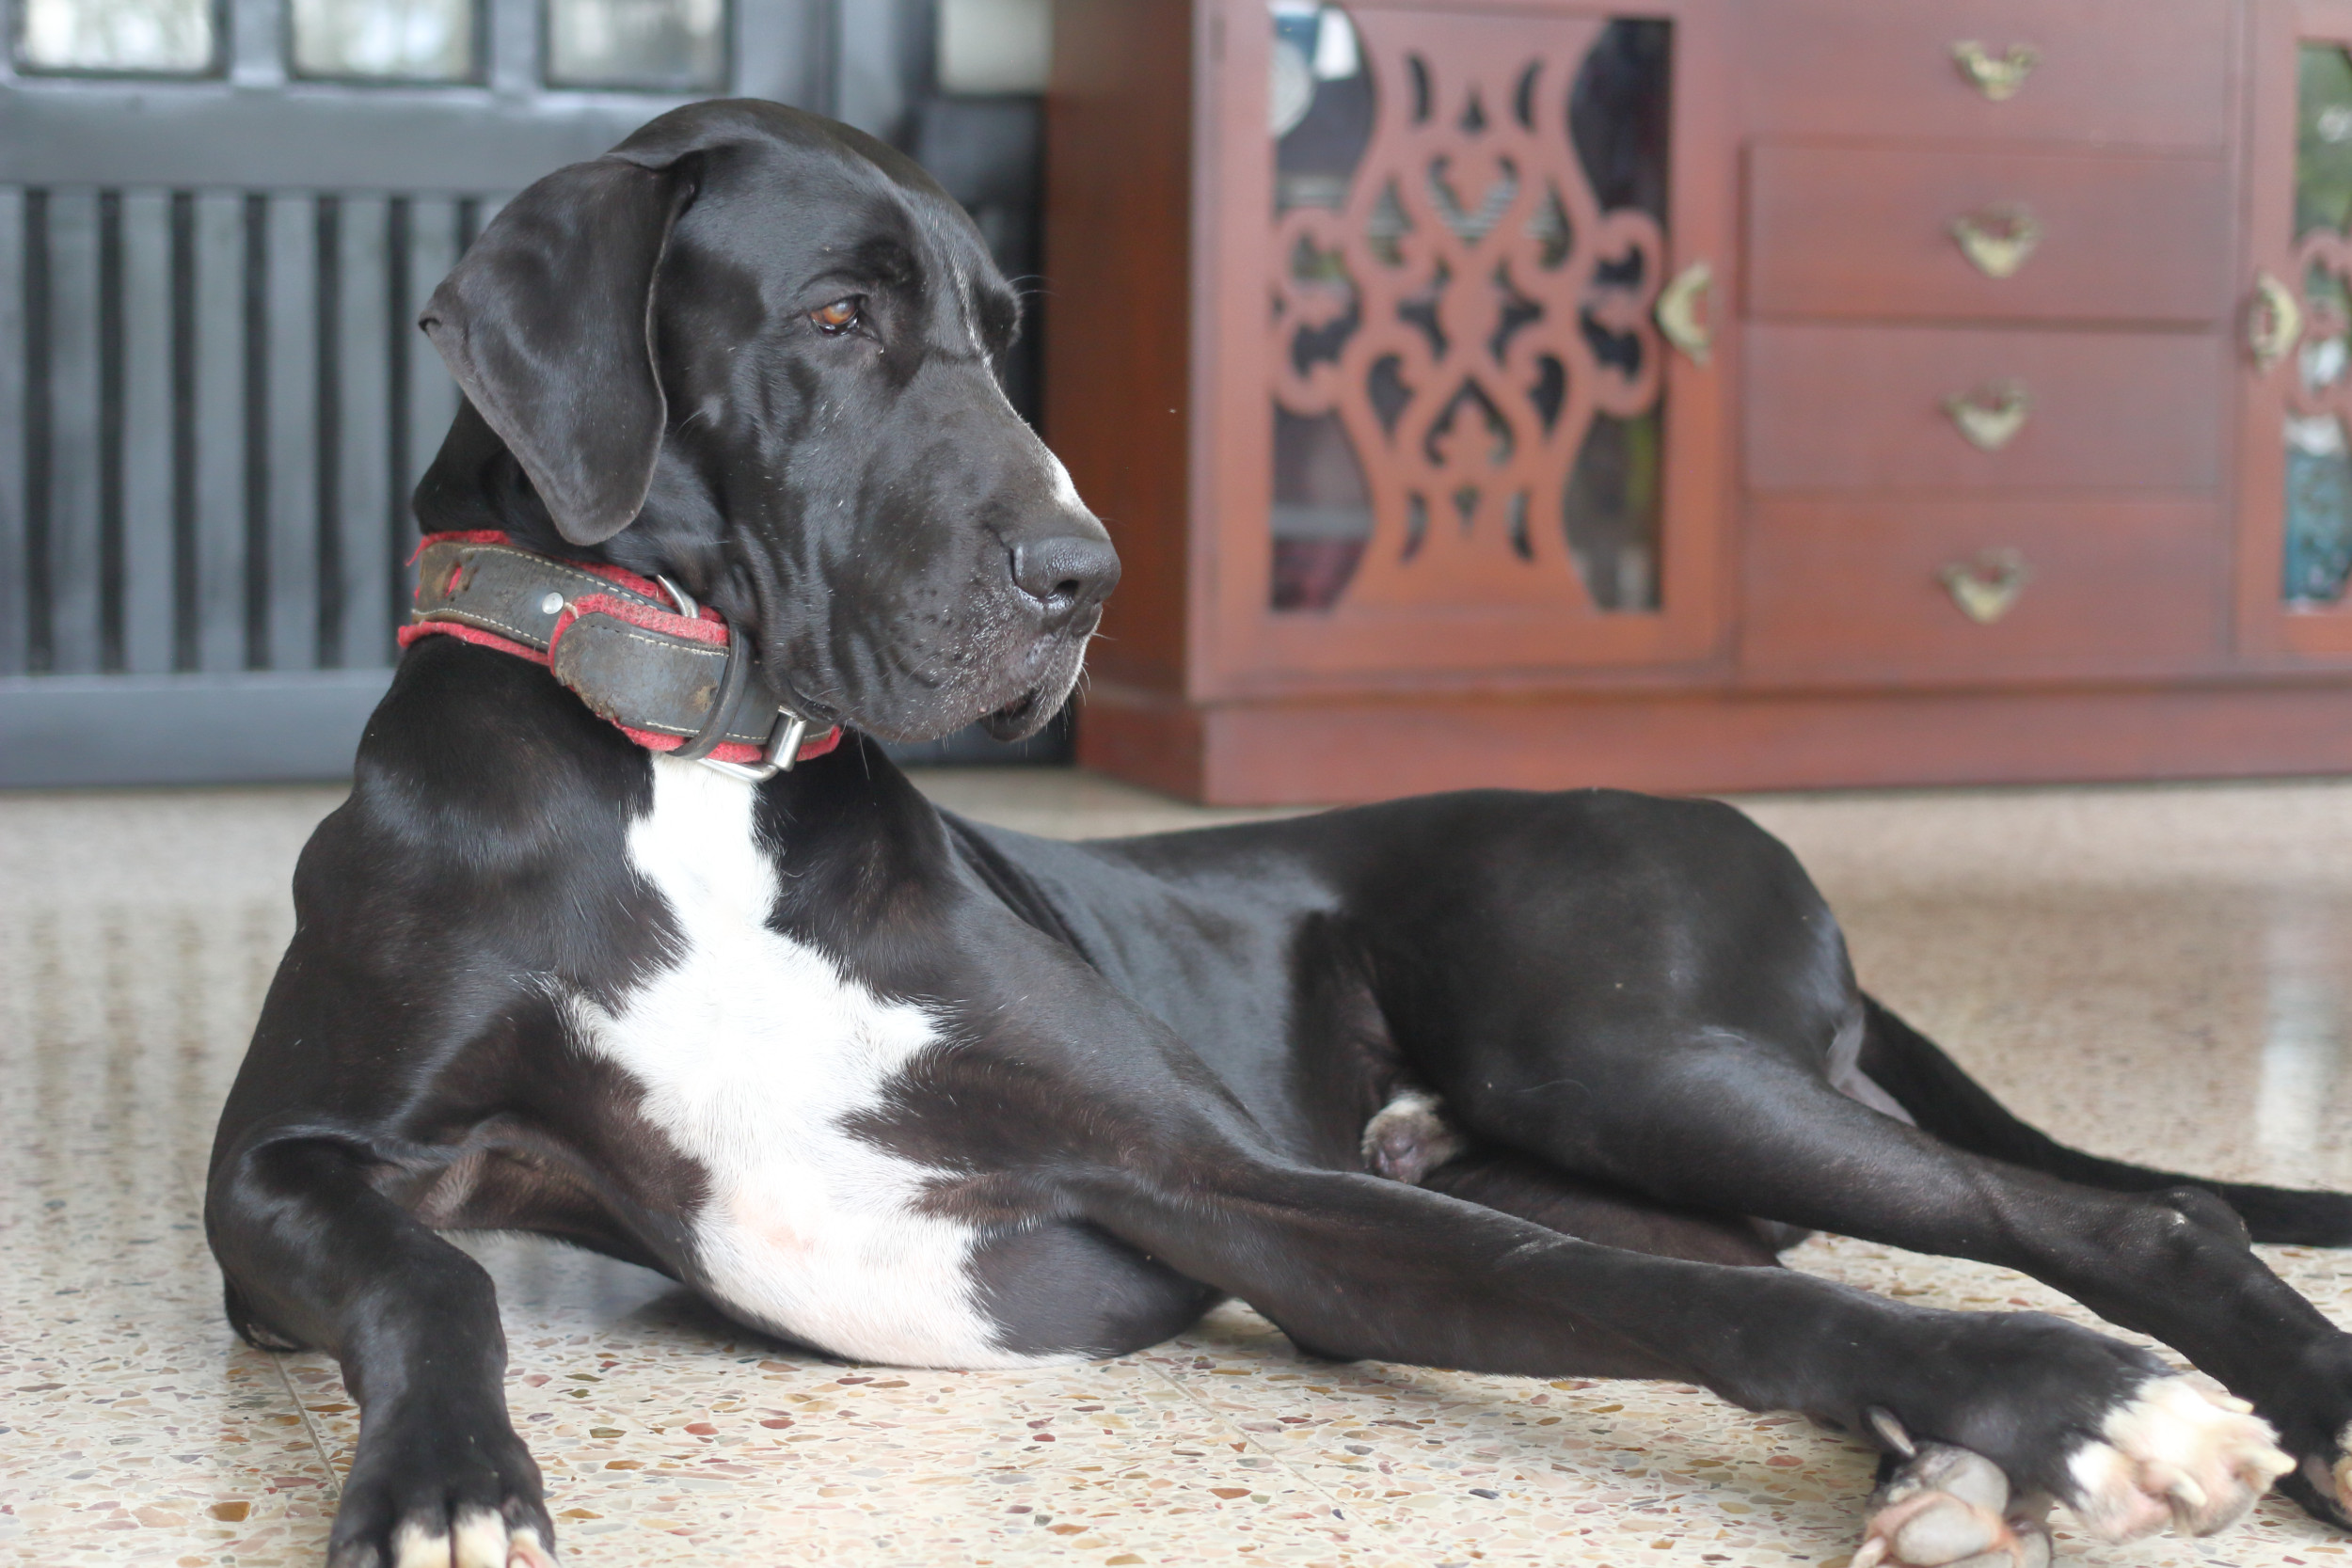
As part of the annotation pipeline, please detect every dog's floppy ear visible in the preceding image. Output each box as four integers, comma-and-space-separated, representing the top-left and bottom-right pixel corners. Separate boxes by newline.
419, 157, 695, 546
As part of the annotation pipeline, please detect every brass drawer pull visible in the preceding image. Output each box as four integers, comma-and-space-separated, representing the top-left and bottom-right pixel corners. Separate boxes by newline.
1655, 260, 1713, 366
1938, 548, 2031, 624
1943, 380, 2030, 451
2248, 272, 2304, 371
1951, 204, 2042, 279
1952, 40, 2040, 102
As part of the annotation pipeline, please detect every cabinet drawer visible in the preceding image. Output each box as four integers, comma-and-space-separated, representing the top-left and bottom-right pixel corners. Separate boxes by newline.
1740, 0, 2229, 148
1747, 146, 2229, 325
1744, 325, 2224, 494
1741, 499, 2223, 683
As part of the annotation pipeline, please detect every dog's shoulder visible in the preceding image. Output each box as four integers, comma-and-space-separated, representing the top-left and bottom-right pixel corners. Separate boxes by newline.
282, 638, 666, 980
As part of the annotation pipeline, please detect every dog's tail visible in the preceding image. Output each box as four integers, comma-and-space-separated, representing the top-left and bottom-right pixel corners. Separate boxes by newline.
1858, 992, 2352, 1245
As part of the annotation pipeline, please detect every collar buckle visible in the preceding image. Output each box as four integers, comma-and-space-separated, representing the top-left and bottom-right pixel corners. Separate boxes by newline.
657, 573, 813, 784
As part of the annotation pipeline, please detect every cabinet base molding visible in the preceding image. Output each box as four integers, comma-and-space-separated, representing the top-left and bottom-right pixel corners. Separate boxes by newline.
1076, 682, 2352, 805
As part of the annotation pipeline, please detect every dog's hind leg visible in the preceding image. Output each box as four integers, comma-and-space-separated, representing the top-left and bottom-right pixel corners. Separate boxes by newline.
1400, 1144, 1795, 1267
1076, 1101, 2285, 1549
1438, 1025, 2338, 1533
1857, 994, 2352, 1244
1362, 1081, 1805, 1265
208, 1138, 557, 1568
1413, 1136, 2232, 1562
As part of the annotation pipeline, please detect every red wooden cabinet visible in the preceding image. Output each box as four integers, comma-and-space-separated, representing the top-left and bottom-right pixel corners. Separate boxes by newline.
1048, 0, 2352, 803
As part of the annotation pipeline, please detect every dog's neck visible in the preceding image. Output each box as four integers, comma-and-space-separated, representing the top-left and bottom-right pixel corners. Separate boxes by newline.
414, 400, 737, 611
404, 531, 841, 776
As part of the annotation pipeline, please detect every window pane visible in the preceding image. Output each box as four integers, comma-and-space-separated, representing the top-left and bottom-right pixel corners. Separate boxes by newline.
291, 0, 474, 80
546, 0, 724, 91
18, 0, 215, 73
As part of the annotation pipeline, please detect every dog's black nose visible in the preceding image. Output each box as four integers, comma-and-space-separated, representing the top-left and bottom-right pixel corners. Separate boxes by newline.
1011, 535, 1121, 631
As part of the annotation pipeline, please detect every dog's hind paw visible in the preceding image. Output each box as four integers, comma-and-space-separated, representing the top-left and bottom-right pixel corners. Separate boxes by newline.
1854, 1444, 2051, 1568
2313, 1417, 2352, 1522
2065, 1376, 2292, 1541
2269, 1419, 2352, 1529
1362, 1088, 1465, 1186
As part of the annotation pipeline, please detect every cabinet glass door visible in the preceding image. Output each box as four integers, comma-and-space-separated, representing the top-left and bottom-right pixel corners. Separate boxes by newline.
2244, 0, 2352, 657
1198, 0, 1728, 693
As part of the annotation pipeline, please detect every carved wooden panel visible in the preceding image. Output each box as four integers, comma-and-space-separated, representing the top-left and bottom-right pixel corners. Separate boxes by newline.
1267, 7, 1668, 614
1176, 0, 1729, 697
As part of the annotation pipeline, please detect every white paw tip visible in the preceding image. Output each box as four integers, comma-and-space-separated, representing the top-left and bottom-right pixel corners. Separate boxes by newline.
1893, 1498, 1996, 1562
1932, 1450, 2010, 1515
390, 1521, 452, 1568
453, 1508, 512, 1568
1860, 1445, 2046, 1568
2068, 1376, 2291, 1542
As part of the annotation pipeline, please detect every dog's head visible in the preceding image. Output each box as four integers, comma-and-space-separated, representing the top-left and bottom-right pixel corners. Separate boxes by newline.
415, 99, 1116, 744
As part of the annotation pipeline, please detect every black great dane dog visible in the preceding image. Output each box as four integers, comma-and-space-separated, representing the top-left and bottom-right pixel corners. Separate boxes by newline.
209, 100, 2352, 1568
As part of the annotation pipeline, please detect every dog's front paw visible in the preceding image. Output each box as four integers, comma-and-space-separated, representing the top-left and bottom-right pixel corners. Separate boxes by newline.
2064, 1376, 2292, 1541
1854, 1444, 2051, 1568
328, 1415, 558, 1568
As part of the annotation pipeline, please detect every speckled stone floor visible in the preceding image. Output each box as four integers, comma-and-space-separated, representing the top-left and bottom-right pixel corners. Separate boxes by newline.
6, 769, 2352, 1567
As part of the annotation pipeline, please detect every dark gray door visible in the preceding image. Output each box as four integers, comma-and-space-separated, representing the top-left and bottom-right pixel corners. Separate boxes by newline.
0, 0, 1053, 785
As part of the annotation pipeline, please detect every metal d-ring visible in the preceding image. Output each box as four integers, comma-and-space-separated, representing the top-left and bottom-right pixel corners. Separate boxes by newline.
699, 708, 812, 784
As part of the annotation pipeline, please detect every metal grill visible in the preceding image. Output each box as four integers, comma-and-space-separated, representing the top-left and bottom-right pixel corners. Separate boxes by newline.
1, 184, 502, 683
0, 0, 1056, 784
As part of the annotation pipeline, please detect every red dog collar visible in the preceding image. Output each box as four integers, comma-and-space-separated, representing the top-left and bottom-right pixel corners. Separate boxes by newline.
401, 531, 842, 778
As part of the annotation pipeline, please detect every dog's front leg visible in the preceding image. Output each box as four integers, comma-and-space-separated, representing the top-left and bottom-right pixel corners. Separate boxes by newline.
1072, 1151, 2288, 1550
208, 1137, 554, 1568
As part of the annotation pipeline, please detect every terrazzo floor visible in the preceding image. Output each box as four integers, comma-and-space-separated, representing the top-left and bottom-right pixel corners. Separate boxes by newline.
6, 768, 2352, 1567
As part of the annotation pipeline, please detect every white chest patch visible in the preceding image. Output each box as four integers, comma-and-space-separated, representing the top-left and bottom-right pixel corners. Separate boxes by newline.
557, 757, 1054, 1369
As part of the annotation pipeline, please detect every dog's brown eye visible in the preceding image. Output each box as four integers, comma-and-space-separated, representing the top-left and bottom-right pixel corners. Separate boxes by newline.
809, 298, 862, 335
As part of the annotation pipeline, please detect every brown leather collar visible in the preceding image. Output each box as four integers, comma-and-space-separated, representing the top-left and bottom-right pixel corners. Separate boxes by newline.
401, 531, 841, 779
